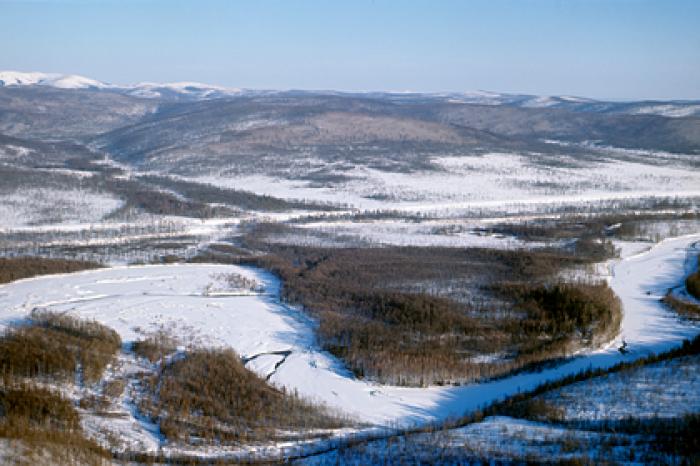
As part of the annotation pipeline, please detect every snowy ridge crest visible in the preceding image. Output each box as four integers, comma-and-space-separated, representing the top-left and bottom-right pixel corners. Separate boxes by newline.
0, 70, 243, 100
0, 71, 109, 89
2, 70, 699, 116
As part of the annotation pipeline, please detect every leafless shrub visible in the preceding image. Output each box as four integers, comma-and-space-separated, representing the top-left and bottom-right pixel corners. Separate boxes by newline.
212, 272, 262, 293
663, 293, 700, 319
102, 377, 127, 399
132, 331, 178, 363
498, 398, 565, 423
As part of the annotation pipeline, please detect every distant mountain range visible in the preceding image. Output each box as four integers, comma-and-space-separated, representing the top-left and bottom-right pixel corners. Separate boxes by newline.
0, 70, 245, 101
2, 70, 699, 117
1, 69, 699, 177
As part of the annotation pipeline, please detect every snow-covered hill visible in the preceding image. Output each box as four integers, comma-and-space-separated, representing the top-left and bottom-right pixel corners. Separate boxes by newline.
126, 80, 243, 100
2, 70, 699, 116
0, 71, 109, 89
0, 70, 243, 100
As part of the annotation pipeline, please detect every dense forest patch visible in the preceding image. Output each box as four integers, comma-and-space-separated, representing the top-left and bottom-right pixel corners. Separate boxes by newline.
0, 310, 121, 383
687, 266, 700, 300
663, 293, 700, 319
494, 282, 622, 355
243, 235, 621, 386
662, 255, 700, 318
0, 256, 100, 284
484, 209, 699, 243
137, 348, 348, 444
0, 383, 109, 465
0, 312, 119, 465
139, 175, 342, 212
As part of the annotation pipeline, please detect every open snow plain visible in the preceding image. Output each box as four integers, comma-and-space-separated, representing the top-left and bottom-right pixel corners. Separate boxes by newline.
1, 235, 698, 458
198, 150, 700, 215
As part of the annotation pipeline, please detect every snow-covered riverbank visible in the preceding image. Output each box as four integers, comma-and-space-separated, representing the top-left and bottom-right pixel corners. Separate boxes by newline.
0, 235, 698, 433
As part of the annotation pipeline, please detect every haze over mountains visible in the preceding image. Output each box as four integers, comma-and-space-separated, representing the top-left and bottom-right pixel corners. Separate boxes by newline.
1, 70, 699, 175
2, 70, 700, 116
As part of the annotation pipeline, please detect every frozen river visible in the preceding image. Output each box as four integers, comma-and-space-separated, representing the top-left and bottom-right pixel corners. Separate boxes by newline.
0, 235, 698, 428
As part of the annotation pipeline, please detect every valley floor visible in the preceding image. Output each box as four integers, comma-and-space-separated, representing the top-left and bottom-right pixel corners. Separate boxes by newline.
0, 234, 698, 461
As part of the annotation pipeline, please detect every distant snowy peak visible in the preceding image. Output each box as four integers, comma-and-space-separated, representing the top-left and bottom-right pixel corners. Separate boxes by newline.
0, 71, 110, 89
519, 95, 597, 108
2, 71, 699, 116
0, 71, 243, 100
631, 104, 700, 118
127, 81, 243, 100
0, 71, 50, 86
442, 92, 598, 108
443, 91, 510, 105
442, 92, 700, 118
49, 74, 110, 89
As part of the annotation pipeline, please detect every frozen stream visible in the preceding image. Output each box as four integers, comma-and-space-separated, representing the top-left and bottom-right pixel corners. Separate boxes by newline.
0, 235, 698, 429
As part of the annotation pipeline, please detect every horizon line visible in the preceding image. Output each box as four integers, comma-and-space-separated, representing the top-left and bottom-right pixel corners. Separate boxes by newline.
1, 69, 699, 103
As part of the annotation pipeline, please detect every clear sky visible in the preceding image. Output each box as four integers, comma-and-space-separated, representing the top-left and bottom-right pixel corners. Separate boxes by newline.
1, 0, 699, 100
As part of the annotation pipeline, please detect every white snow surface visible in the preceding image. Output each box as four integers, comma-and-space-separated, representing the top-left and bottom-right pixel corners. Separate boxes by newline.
0, 235, 698, 428
128, 81, 243, 99
0, 188, 124, 228
0, 71, 109, 89
0, 70, 243, 99
541, 354, 700, 421
200, 152, 700, 213
633, 104, 700, 118
300, 416, 628, 465
292, 219, 542, 249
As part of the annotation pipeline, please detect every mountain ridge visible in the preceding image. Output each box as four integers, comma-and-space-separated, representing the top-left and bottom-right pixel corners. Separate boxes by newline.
2, 70, 700, 118
0, 70, 244, 101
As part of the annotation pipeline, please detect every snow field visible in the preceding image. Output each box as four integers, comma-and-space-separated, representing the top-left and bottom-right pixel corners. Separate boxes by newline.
290, 219, 543, 249
197, 151, 700, 214
541, 355, 700, 422
298, 415, 650, 465
0, 188, 123, 229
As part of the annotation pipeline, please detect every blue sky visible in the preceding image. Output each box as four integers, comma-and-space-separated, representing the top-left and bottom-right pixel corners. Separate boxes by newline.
1, 0, 699, 99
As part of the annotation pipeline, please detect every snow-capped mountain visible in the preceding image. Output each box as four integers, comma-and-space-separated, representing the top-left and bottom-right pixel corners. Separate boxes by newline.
1, 70, 699, 117
0, 71, 243, 100
0, 71, 110, 89
125, 81, 243, 100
